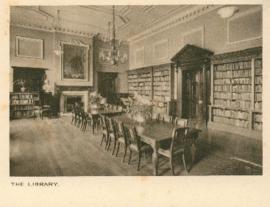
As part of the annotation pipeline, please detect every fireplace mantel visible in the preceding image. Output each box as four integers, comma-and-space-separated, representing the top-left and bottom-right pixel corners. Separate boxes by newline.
60, 91, 88, 113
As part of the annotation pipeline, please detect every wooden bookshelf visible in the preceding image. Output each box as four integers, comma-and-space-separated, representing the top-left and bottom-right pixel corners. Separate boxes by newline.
209, 47, 262, 137
128, 63, 173, 114
10, 92, 40, 119
128, 66, 153, 100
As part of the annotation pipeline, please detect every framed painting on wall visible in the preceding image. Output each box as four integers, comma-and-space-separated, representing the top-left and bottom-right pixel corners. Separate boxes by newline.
61, 42, 89, 80
15, 36, 43, 59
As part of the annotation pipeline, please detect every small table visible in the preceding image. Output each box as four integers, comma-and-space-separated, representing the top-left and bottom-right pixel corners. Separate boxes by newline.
115, 114, 201, 175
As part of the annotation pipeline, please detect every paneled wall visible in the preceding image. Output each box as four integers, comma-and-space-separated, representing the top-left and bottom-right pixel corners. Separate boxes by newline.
129, 5, 262, 69
10, 26, 129, 94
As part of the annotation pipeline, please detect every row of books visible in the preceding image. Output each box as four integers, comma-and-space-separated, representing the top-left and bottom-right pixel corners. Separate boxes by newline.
214, 99, 251, 109
213, 108, 249, 120
255, 101, 262, 110
128, 78, 151, 83
215, 61, 251, 71
232, 85, 251, 93
11, 99, 35, 105
213, 116, 249, 128
154, 86, 170, 91
255, 85, 262, 92
232, 77, 251, 84
255, 59, 262, 68
153, 82, 170, 86
214, 92, 251, 100
129, 81, 151, 86
12, 110, 34, 118
11, 105, 35, 110
253, 113, 262, 122
254, 122, 262, 130
153, 70, 169, 77
214, 78, 231, 85
215, 70, 251, 79
214, 85, 231, 92
11, 93, 38, 99
255, 76, 262, 84
154, 76, 170, 82
129, 86, 152, 92
255, 68, 262, 76
255, 93, 262, 102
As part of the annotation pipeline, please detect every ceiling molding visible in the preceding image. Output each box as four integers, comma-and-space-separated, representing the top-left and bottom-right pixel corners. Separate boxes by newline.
128, 5, 223, 43
10, 21, 95, 38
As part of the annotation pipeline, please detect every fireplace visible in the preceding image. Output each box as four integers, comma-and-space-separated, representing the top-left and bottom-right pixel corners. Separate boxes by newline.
60, 91, 88, 113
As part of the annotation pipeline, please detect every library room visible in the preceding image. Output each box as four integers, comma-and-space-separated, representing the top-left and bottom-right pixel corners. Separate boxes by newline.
9, 5, 262, 176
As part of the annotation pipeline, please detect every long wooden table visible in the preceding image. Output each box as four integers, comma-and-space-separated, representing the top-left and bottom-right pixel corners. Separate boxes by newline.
115, 114, 200, 175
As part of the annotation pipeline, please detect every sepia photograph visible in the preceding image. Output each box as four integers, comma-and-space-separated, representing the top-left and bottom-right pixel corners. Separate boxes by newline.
8, 4, 263, 177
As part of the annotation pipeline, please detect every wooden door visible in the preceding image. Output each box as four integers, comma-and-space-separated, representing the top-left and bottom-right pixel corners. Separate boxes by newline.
182, 67, 205, 124
98, 72, 117, 104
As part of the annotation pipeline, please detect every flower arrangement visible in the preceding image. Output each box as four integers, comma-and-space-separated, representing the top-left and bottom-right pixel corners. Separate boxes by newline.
13, 79, 26, 92
129, 92, 153, 121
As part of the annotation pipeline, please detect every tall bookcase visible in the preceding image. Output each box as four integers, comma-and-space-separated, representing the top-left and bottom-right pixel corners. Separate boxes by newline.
128, 63, 173, 115
10, 92, 40, 119
127, 66, 153, 100
209, 47, 262, 137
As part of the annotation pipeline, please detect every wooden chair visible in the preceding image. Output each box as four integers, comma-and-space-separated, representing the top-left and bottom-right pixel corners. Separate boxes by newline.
114, 121, 128, 162
100, 115, 109, 148
105, 117, 115, 150
174, 118, 188, 128
157, 127, 188, 175
124, 126, 152, 171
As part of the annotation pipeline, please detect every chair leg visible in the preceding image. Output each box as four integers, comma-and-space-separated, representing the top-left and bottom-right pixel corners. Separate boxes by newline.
170, 157, 175, 175
112, 140, 117, 155
115, 143, 120, 157
100, 134, 105, 146
106, 137, 111, 151
122, 146, 127, 163
182, 153, 188, 173
128, 150, 132, 164
137, 152, 141, 171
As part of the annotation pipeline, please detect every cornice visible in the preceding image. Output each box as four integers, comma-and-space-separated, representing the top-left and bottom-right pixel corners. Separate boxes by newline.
128, 5, 223, 44
11, 21, 95, 38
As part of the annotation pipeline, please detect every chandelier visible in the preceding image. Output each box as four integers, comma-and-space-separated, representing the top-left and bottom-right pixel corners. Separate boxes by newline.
104, 5, 127, 65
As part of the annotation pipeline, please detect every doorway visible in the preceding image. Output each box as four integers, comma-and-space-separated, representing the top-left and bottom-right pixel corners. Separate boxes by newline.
182, 65, 210, 128
98, 72, 118, 104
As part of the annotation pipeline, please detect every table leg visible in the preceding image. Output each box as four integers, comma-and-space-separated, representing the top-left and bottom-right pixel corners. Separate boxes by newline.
152, 142, 159, 176
191, 143, 196, 164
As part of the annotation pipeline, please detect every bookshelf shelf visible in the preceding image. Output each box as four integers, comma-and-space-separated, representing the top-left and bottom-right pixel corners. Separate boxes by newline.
10, 92, 40, 119
210, 47, 262, 132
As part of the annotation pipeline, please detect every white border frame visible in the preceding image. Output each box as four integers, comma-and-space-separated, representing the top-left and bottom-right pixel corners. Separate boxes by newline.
15, 36, 43, 59
61, 41, 89, 82
227, 6, 262, 45
182, 26, 205, 48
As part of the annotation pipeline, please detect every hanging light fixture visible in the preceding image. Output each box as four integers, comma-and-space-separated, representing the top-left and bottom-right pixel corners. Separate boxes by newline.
105, 5, 127, 65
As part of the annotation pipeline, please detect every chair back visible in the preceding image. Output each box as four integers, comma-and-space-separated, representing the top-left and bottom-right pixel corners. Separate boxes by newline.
170, 127, 188, 155
106, 117, 114, 132
123, 125, 140, 147
116, 121, 127, 144
151, 112, 159, 121
175, 118, 188, 127
100, 115, 107, 130
163, 114, 172, 123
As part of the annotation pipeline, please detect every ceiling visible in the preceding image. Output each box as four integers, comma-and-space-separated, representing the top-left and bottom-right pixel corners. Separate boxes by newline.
10, 5, 198, 40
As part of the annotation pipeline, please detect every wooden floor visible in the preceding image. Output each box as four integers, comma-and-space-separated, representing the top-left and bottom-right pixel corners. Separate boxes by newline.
10, 116, 262, 176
